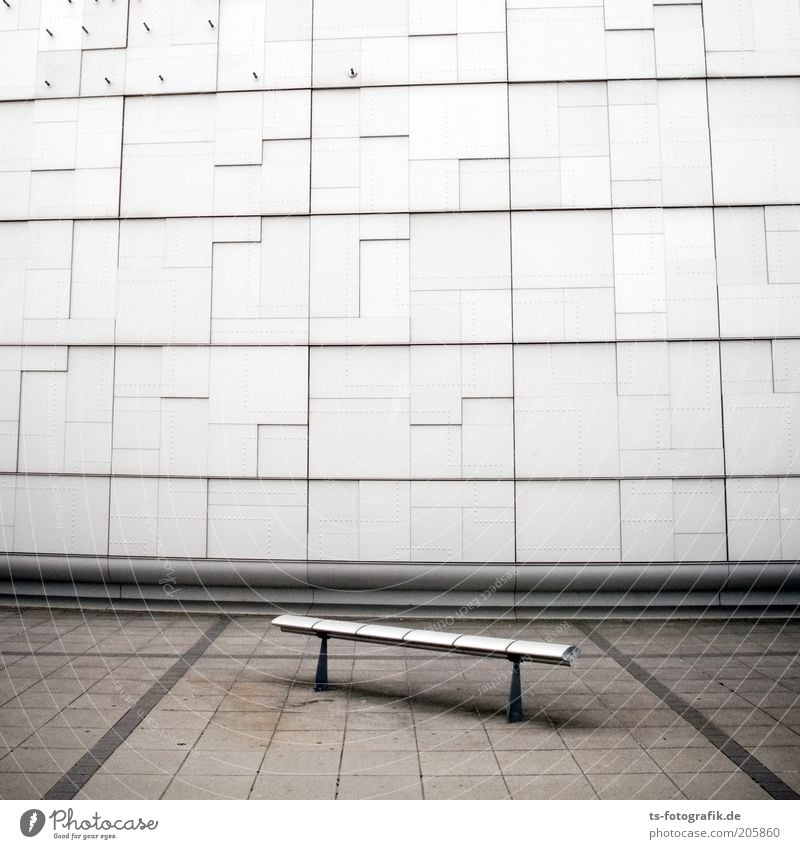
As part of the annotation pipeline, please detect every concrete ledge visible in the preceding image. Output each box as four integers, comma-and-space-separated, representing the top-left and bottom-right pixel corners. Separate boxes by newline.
1, 554, 799, 615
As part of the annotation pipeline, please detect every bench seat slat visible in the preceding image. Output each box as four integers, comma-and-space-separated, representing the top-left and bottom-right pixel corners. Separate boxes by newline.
356, 624, 414, 643
507, 639, 579, 665
312, 619, 362, 637
272, 614, 322, 634
402, 630, 461, 649
452, 635, 513, 657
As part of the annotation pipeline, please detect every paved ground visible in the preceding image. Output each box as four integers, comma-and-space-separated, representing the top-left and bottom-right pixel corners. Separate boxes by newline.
0, 609, 798, 800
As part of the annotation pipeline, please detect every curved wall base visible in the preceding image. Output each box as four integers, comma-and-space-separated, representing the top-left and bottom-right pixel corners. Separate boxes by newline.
1, 553, 798, 618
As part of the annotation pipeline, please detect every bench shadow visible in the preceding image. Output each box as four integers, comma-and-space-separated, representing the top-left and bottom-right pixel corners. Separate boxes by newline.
310, 679, 598, 729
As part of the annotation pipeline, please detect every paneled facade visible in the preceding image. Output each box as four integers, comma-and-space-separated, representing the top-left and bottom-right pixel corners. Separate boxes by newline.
1, 1, 799, 569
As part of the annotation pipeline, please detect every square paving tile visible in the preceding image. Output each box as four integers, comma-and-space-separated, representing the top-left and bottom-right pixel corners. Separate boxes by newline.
415, 728, 490, 751
123, 728, 203, 750
101, 748, 188, 775
345, 723, 417, 747
506, 774, 598, 800
343, 712, 414, 731
648, 746, 739, 773
0, 771, 62, 799
628, 726, 707, 748
489, 729, 568, 750
749, 745, 800, 773
0, 747, 87, 773
589, 774, 684, 800
670, 772, 770, 800
162, 775, 253, 800
494, 749, 582, 776
340, 749, 419, 776
77, 773, 174, 800
260, 747, 341, 776
557, 727, 639, 749
573, 748, 661, 774
178, 750, 264, 775
194, 726, 274, 750
26, 725, 107, 749
276, 710, 349, 731
0, 728, 39, 748
250, 773, 337, 800
422, 776, 509, 800
419, 750, 500, 776
270, 729, 345, 747
337, 774, 423, 800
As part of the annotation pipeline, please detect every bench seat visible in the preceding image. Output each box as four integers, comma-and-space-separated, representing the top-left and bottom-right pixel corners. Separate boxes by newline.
272, 614, 580, 722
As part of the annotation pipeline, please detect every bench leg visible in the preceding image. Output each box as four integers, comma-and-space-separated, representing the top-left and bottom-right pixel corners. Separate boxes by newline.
507, 660, 523, 723
314, 635, 329, 692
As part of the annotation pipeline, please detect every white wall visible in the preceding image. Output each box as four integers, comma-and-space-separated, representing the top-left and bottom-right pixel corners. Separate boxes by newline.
0, 1, 799, 565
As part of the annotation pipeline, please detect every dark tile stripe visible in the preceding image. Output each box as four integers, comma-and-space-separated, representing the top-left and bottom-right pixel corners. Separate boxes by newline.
576, 624, 799, 800
42, 618, 228, 800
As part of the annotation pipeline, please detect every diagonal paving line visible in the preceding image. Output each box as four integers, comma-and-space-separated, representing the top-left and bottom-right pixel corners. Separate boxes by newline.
576, 623, 799, 800
43, 618, 229, 800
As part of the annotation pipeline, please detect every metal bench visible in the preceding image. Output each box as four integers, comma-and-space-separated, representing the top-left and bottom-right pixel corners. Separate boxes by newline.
272, 614, 581, 722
